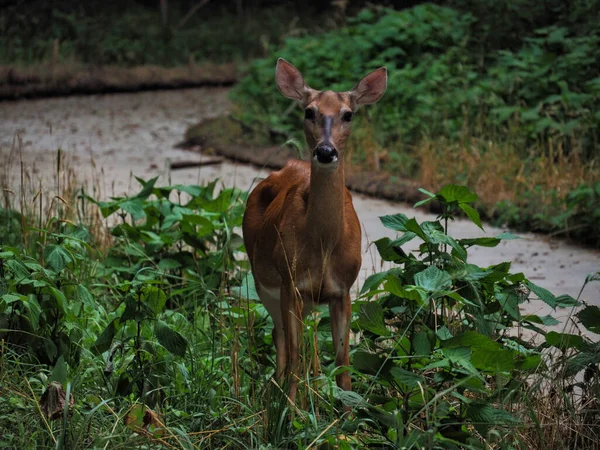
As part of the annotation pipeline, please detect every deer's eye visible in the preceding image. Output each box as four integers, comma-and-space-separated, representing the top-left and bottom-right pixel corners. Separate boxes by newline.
305, 109, 315, 121
342, 111, 353, 122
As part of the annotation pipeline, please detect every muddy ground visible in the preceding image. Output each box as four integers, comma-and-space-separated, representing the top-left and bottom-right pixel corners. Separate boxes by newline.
1, 87, 598, 333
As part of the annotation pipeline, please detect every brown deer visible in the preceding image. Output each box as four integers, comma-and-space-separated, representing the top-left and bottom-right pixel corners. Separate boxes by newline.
242, 58, 387, 406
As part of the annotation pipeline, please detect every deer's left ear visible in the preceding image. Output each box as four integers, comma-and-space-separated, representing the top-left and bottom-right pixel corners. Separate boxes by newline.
349, 67, 387, 109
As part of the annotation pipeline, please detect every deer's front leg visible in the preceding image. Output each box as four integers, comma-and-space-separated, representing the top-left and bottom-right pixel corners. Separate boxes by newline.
281, 284, 303, 404
329, 293, 352, 393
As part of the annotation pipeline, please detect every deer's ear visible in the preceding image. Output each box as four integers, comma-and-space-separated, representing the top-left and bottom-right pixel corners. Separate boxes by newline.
275, 58, 312, 103
349, 67, 387, 108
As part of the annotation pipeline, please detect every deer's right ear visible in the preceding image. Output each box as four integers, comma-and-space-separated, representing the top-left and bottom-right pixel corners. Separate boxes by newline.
275, 58, 311, 103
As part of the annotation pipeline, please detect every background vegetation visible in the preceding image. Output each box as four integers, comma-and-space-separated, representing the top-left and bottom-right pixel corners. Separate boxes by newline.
230, 0, 600, 247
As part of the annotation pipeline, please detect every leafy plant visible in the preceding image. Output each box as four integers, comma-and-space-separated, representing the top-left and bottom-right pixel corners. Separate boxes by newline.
338, 184, 582, 448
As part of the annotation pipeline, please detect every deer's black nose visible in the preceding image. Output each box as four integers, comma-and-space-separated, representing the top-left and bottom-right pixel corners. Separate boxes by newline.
313, 144, 338, 164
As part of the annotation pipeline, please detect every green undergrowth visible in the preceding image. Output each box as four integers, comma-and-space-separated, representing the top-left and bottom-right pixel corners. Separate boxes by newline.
1, 177, 599, 448
229, 2, 600, 247
0, 1, 320, 67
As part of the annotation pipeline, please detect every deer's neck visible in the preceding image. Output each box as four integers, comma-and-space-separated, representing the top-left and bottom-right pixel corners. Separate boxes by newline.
306, 160, 346, 246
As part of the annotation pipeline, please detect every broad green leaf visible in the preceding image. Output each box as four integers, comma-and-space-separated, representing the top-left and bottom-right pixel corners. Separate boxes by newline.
380, 213, 409, 231
2, 293, 24, 304
77, 284, 94, 307
436, 326, 453, 341
576, 306, 600, 334
555, 294, 580, 308
182, 214, 215, 237
143, 286, 167, 315
120, 198, 146, 221
546, 331, 584, 350
403, 218, 429, 242
232, 273, 260, 301
92, 319, 119, 355
390, 367, 424, 389
155, 321, 188, 357
413, 330, 432, 356
525, 281, 557, 308
360, 271, 389, 295
522, 314, 559, 326
373, 235, 413, 262
437, 185, 478, 204
133, 176, 159, 200
49, 287, 67, 313
466, 402, 519, 427
158, 258, 182, 270
458, 236, 500, 248
44, 244, 72, 272
518, 354, 542, 371
358, 302, 391, 336
443, 331, 514, 372
459, 203, 483, 230
49, 356, 68, 384
496, 292, 520, 320
384, 277, 427, 303
335, 390, 367, 408
23, 295, 41, 329
353, 350, 389, 375
414, 266, 452, 292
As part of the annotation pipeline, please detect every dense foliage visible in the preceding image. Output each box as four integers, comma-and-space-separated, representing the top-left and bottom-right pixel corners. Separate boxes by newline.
1, 180, 598, 448
0, 1, 321, 66
231, 2, 600, 246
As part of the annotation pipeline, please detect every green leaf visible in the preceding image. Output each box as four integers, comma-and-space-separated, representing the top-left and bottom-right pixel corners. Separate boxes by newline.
443, 331, 514, 372
158, 258, 182, 270
466, 402, 519, 427
522, 314, 560, 326
576, 306, 600, 334
459, 203, 483, 230
49, 287, 67, 313
120, 198, 146, 221
414, 266, 452, 292
390, 367, 424, 389
182, 214, 215, 237
353, 350, 389, 375
374, 237, 412, 262
44, 244, 72, 272
232, 273, 260, 301
546, 331, 584, 350
358, 302, 391, 336
437, 185, 478, 204
525, 281, 557, 308
403, 218, 429, 242
384, 277, 427, 303
23, 295, 41, 329
360, 271, 389, 295
380, 213, 410, 231
92, 319, 119, 355
413, 330, 432, 356
143, 286, 167, 315
155, 320, 188, 357
77, 284, 94, 307
50, 356, 68, 384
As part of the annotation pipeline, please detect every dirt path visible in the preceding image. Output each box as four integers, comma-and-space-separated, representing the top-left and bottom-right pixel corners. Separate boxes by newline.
1, 87, 598, 330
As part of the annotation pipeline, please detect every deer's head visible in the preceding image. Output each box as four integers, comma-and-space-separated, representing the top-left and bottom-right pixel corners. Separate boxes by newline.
275, 58, 387, 169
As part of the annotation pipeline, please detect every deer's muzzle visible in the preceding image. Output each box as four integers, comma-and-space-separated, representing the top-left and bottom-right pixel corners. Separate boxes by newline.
313, 144, 339, 164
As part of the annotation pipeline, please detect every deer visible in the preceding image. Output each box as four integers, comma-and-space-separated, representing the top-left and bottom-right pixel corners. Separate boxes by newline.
242, 58, 387, 408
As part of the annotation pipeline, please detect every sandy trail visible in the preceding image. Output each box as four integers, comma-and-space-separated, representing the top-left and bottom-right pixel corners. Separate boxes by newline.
1, 87, 598, 331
